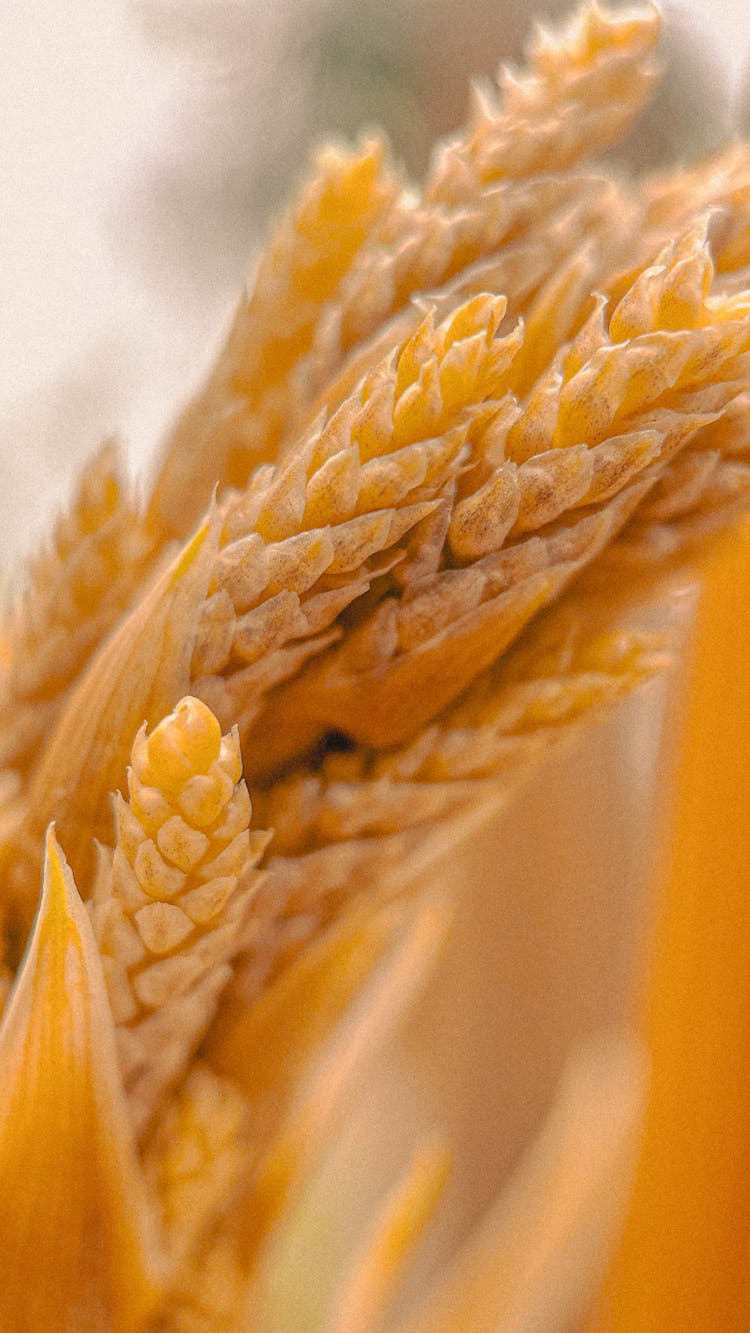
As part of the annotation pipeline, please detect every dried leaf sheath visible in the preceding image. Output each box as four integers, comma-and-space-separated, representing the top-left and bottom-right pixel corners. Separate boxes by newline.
150, 898, 448, 1332
328, 1140, 450, 1333
0, 829, 165, 1332
389, 1039, 646, 1333
90, 697, 269, 1137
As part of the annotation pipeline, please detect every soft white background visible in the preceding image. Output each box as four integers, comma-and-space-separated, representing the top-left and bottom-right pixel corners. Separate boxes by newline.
1, 0, 747, 568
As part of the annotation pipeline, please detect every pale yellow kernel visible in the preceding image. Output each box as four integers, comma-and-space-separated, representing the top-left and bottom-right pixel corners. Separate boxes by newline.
181, 877, 238, 926
102, 956, 139, 1023
133, 838, 186, 900
178, 768, 235, 829
211, 783, 252, 844
101, 900, 146, 968
141, 723, 193, 793
114, 792, 147, 861
133, 953, 206, 1008
128, 772, 175, 836
195, 831, 251, 884
110, 847, 151, 913
172, 697, 223, 772
135, 902, 195, 955
218, 729, 243, 786
156, 815, 210, 873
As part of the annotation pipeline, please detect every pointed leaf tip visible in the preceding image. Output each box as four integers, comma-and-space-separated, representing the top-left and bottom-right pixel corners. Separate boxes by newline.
0, 827, 166, 1332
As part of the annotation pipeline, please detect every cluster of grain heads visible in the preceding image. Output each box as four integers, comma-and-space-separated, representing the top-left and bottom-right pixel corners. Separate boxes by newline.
4, 1, 750, 1328
245, 216, 750, 772
90, 695, 269, 1138
300, 0, 662, 411
147, 3, 660, 549
191, 293, 523, 737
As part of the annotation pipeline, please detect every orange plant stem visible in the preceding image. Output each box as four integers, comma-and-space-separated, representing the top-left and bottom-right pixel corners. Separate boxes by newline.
602, 517, 750, 1332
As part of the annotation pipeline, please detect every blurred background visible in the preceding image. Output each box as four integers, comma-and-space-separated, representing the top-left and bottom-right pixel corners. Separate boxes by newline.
1, 0, 748, 569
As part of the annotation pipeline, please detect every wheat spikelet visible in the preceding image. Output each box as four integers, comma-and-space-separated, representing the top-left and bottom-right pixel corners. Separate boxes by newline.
149, 2, 657, 546
149, 139, 401, 539
89, 696, 269, 1137
643, 144, 750, 278
256, 1, 657, 448
0, 441, 148, 777
190, 293, 523, 735
246, 217, 750, 768
6, 221, 747, 932
146, 1061, 250, 1282
425, 1, 660, 205
297, 174, 633, 433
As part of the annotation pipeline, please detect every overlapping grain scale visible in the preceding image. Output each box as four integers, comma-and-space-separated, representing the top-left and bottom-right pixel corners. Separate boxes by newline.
148, 139, 401, 540
231, 606, 663, 1011
298, 174, 632, 429
603, 146, 750, 319
593, 406, 750, 571
245, 219, 750, 768
425, 1, 660, 205
299, 0, 652, 428
146, 1062, 250, 1280
89, 696, 269, 1139
642, 144, 750, 281
190, 294, 523, 737
2, 514, 219, 930
0, 441, 149, 777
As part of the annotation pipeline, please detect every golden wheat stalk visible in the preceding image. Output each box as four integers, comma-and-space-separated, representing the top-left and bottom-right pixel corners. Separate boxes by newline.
2, 3, 750, 1329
